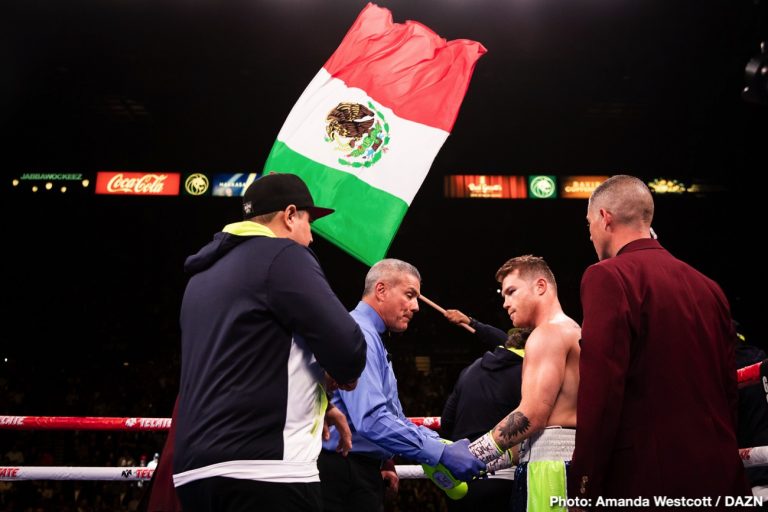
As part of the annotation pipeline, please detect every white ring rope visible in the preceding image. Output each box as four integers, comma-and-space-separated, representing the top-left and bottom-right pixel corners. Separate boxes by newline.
3, 409, 767, 481
0, 465, 427, 481
0, 466, 156, 481
2, 446, 768, 481
741, 446, 768, 468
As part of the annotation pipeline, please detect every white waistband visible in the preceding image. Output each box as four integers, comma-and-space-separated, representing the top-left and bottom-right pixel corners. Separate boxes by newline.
519, 427, 575, 463
173, 459, 319, 487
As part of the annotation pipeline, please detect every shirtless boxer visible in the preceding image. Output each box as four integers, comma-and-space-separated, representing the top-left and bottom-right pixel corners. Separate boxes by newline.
469, 255, 581, 512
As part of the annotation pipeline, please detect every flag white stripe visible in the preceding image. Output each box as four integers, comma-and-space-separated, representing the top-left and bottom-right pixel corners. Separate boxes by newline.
275, 69, 448, 204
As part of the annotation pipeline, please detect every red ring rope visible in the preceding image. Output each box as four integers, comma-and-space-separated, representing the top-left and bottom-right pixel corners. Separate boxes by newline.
0, 415, 440, 431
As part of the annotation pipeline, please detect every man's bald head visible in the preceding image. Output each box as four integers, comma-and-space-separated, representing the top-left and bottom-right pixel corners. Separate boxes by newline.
589, 175, 654, 229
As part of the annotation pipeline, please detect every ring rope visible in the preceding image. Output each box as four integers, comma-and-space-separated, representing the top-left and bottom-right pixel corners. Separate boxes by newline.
737, 360, 768, 389
4, 448, 768, 482
2, 360, 764, 482
0, 465, 428, 481
0, 415, 441, 431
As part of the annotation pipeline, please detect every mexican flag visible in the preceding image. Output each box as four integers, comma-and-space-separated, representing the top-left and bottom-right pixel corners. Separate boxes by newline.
264, 3, 486, 265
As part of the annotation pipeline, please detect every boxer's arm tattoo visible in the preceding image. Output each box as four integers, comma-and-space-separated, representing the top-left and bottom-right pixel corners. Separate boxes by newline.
496, 411, 530, 448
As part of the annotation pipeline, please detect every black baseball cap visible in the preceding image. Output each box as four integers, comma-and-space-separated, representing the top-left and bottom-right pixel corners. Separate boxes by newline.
242, 173, 334, 222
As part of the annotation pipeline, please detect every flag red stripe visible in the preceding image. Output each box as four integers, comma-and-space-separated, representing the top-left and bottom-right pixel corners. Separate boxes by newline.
323, 3, 486, 132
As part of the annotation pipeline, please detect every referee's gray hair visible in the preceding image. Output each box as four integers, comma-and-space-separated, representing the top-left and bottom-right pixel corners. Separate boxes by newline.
363, 259, 421, 297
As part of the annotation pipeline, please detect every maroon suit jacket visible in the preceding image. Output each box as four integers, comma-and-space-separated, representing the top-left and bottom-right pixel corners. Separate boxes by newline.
141, 398, 182, 512
569, 239, 749, 503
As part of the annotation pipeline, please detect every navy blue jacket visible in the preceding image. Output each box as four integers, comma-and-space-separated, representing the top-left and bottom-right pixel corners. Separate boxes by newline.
442, 321, 523, 441
173, 229, 365, 484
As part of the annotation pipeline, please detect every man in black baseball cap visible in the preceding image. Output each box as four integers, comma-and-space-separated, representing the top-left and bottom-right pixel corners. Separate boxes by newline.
173, 172, 365, 512
242, 172, 334, 222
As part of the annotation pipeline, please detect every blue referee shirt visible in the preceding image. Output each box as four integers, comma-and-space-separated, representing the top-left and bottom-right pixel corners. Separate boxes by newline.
322, 301, 445, 466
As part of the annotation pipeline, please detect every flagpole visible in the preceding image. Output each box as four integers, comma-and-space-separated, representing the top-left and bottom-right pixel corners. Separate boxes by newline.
418, 295, 476, 333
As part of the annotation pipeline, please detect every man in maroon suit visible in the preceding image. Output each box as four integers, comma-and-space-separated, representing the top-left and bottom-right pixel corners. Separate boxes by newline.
568, 175, 749, 507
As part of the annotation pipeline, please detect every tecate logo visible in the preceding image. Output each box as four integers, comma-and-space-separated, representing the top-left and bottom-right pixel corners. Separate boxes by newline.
0, 416, 25, 426
136, 468, 154, 479
139, 418, 172, 429
107, 174, 169, 194
0, 468, 20, 478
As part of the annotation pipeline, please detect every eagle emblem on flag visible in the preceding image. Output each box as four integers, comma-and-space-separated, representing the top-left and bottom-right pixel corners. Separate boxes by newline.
325, 101, 390, 168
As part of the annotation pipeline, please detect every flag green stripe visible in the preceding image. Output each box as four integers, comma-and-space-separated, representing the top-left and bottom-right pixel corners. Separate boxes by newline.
265, 140, 407, 265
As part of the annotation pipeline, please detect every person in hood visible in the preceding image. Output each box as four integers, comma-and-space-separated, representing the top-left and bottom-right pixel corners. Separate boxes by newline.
172, 173, 367, 512
441, 326, 530, 511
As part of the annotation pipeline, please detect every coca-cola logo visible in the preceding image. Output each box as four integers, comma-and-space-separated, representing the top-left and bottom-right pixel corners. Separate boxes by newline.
95, 172, 181, 196
107, 174, 168, 193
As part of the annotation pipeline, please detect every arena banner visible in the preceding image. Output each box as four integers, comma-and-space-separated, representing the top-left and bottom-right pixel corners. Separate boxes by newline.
559, 176, 609, 199
210, 173, 260, 197
95, 172, 180, 196
444, 175, 528, 199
